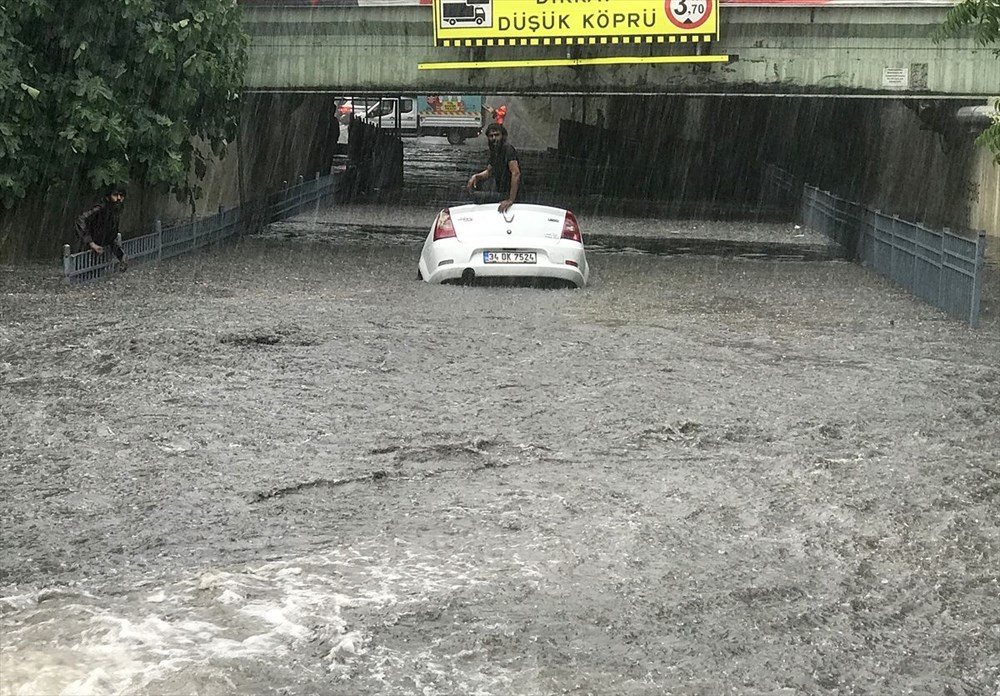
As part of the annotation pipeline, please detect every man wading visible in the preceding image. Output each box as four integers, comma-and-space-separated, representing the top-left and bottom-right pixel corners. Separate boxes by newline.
73, 184, 129, 271
466, 123, 521, 214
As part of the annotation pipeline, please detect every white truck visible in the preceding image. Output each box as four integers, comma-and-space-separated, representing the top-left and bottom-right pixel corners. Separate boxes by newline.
441, 2, 487, 25
363, 95, 485, 144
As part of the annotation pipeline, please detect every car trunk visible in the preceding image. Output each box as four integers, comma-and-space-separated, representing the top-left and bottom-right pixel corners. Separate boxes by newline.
450, 204, 567, 247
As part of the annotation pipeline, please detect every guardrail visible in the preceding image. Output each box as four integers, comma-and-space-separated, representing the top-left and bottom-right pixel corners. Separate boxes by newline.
63, 171, 335, 283
760, 163, 800, 213
800, 184, 986, 326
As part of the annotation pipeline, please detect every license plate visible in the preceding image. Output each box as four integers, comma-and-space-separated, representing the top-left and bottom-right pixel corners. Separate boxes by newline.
483, 251, 536, 264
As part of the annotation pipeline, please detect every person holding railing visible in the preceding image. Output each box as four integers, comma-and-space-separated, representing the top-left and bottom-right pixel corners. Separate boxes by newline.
73, 184, 129, 271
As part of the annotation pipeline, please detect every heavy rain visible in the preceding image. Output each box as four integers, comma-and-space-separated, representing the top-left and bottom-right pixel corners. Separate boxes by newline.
2, 2, 999, 696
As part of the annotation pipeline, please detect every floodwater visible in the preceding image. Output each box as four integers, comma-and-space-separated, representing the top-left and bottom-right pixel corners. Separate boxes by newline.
2, 142, 999, 695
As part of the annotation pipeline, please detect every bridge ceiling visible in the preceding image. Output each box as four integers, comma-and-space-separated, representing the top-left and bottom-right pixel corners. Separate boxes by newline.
242, 5, 999, 97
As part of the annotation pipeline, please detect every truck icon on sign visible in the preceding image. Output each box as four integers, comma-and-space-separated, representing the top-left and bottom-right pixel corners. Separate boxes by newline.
441, 0, 489, 26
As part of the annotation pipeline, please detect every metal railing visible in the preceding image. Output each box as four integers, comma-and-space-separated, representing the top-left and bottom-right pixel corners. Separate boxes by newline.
760, 163, 800, 212
63, 171, 335, 283
800, 183, 987, 326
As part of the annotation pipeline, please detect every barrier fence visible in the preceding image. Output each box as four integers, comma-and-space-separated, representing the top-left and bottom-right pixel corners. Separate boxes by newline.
63, 171, 335, 283
759, 164, 800, 212
769, 166, 987, 326
802, 185, 986, 325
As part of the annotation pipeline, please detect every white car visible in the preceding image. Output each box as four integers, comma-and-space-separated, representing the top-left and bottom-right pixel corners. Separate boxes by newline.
418, 202, 590, 288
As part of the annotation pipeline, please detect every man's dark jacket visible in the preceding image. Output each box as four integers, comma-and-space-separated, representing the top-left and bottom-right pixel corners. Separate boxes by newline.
74, 200, 124, 259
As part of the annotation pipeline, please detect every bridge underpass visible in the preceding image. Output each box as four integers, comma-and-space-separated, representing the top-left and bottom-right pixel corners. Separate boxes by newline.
255, 92, 993, 238
233, 2, 997, 253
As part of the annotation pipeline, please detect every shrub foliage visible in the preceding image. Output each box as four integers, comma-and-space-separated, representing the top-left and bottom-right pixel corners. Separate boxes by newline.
0, 0, 248, 208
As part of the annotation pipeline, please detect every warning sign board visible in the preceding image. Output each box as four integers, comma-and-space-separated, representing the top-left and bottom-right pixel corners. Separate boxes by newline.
666, 0, 713, 30
433, 0, 719, 47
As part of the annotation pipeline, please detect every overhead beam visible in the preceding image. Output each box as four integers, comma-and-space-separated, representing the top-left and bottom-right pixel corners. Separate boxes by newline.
243, 5, 999, 97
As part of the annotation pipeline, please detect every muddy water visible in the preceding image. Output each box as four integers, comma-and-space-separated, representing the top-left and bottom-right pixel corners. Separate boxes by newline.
1, 217, 999, 695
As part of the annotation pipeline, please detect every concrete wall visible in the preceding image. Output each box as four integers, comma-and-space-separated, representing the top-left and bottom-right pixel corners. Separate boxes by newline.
598, 95, 997, 260
242, 5, 997, 97
0, 93, 341, 262
861, 101, 998, 263
971, 150, 999, 260
599, 95, 805, 210
487, 95, 610, 153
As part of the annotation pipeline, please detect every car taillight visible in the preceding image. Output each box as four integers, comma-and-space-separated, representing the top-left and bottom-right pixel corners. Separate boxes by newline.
560, 211, 582, 243
433, 208, 456, 240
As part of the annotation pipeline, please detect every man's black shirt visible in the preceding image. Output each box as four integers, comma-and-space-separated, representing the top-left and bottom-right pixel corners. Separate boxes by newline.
488, 142, 519, 196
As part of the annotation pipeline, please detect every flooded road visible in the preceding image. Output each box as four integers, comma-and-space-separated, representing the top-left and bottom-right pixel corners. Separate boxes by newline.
2, 202, 999, 694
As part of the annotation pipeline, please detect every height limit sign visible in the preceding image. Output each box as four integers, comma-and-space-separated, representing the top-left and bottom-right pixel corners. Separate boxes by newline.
666, 0, 713, 30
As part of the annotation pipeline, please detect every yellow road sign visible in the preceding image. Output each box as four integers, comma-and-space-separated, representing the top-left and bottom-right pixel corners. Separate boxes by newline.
433, 0, 719, 47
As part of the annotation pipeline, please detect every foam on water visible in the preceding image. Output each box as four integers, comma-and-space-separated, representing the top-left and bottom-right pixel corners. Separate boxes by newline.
0, 541, 499, 696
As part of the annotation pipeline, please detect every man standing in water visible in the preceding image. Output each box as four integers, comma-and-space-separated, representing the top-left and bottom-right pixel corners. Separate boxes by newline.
73, 184, 129, 271
466, 123, 521, 214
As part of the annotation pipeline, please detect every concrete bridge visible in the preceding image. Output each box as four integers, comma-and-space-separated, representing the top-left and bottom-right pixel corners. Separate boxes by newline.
242, 2, 998, 97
